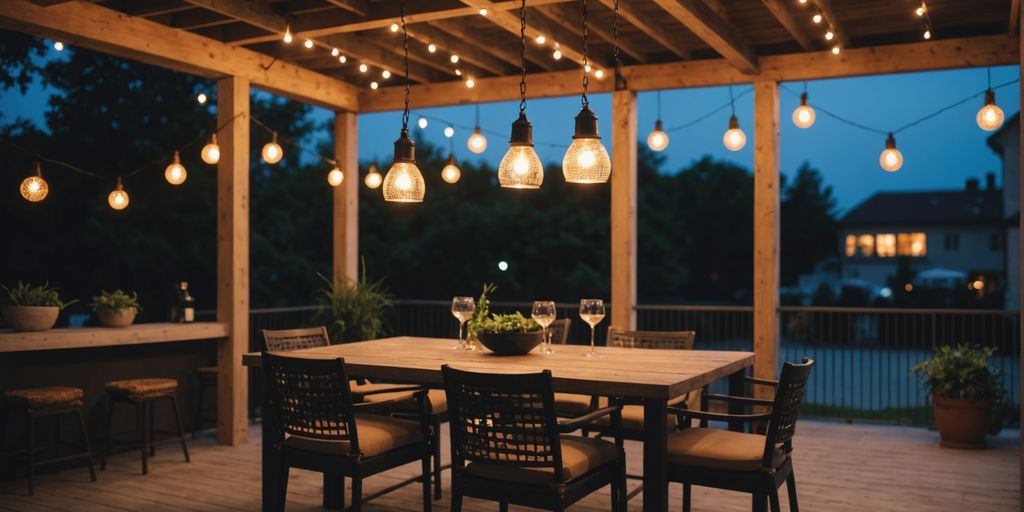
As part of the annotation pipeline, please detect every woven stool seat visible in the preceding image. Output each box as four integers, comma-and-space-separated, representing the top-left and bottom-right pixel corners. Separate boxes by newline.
105, 378, 178, 398
4, 386, 83, 409
195, 366, 218, 376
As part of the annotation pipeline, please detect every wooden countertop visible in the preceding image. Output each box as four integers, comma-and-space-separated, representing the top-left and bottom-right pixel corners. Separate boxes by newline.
0, 322, 229, 353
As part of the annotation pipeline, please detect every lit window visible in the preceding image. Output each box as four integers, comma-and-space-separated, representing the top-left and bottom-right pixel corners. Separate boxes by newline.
845, 235, 856, 257
876, 234, 896, 257
857, 234, 874, 257
898, 232, 927, 257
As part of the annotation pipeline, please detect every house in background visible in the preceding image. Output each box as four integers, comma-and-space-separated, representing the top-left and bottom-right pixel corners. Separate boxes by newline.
987, 112, 1020, 308
838, 175, 1005, 303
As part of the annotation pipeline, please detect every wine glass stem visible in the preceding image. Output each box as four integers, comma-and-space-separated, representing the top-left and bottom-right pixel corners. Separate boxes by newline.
458, 321, 465, 349
590, 326, 596, 352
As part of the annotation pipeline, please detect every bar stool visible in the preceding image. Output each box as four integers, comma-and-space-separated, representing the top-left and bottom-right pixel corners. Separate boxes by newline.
1, 386, 96, 495
191, 366, 217, 438
101, 378, 190, 475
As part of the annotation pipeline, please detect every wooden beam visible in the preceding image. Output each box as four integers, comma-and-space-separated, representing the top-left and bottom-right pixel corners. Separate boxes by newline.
410, 23, 512, 75
760, 0, 815, 51
811, 0, 851, 48
333, 112, 359, 286
459, 0, 593, 66
0, 0, 358, 111
651, 0, 758, 74
358, 35, 1019, 111
611, 89, 637, 331
1011, 0, 1020, 36
752, 78, 779, 399
595, 0, 690, 59
430, 19, 557, 72
536, 3, 647, 63
216, 75, 249, 447
324, 0, 368, 16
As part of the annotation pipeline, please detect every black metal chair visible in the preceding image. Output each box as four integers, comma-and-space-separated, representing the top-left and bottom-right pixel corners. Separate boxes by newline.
261, 352, 432, 512
442, 364, 627, 512
666, 358, 815, 512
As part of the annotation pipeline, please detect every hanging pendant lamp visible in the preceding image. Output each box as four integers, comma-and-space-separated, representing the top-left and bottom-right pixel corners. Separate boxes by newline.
647, 90, 669, 151
498, 0, 544, 189
382, 0, 425, 203
563, 0, 610, 184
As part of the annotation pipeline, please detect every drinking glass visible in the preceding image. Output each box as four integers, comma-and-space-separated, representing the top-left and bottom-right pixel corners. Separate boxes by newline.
531, 301, 557, 354
579, 299, 605, 358
451, 296, 475, 350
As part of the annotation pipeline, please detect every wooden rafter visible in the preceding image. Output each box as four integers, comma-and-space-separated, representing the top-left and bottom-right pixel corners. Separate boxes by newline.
123, 0, 195, 17
535, 3, 647, 63
594, 0, 690, 59
323, 0, 368, 16
1010, 0, 1020, 35
408, 23, 511, 75
458, 0, 594, 66
811, 0, 851, 48
163, 10, 235, 31
760, 0, 814, 51
651, 0, 758, 74
430, 18, 557, 72
0, 0, 358, 111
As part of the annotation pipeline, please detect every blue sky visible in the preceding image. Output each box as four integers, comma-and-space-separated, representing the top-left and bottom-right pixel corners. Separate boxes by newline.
1, 47, 1017, 212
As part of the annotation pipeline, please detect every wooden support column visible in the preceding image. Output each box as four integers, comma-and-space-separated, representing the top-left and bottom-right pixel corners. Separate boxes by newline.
216, 76, 250, 446
333, 112, 359, 285
611, 90, 638, 330
752, 79, 780, 395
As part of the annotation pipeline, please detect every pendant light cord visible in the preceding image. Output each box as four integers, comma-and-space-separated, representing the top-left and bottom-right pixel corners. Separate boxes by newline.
728, 86, 736, 116
987, 67, 992, 92
475, 104, 481, 126
581, 0, 589, 108
518, 0, 527, 115
401, 0, 410, 130
657, 90, 662, 121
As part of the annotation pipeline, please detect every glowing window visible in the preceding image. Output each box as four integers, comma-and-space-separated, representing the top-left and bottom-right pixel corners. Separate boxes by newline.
876, 234, 896, 257
857, 234, 874, 257
898, 233, 927, 257
845, 235, 857, 257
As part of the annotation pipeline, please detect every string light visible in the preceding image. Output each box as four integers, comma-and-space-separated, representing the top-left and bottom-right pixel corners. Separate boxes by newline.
594, 69, 605, 79
923, 29, 931, 40
450, 54, 459, 64
53, 41, 64, 51
792, 87, 816, 129
370, 81, 379, 89
261, 132, 283, 164
499, 0, 544, 189
812, 12, 822, 23
467, 105, 488, 153
339, 55, 347, 64
201, 133, 220, 164
364, 163, 383, 189
723, 115, 747, 151
552, 49, 562, 60
19, 162, 48, 202
444, 126, 455, 138
417, 116, 429, 129
108, 178, 129, 210
327, 165, 344, 186
389, 23, 399, 32
880, 133, 903, 172
359, 63, 368, 73
915, 4, 926, 16
382, 0, 426, 203
647, 91, 669, 152
283, 25, 294, 43
535, 35, 546, 44
455, 69, 463, 76
977, 68, 1005, 131
303, 39, 314, 49
563, 0, 611, 184
164, 150, 187, 185
825, 30, 834, 41
331, 48, 340, 57
196, 92, 208, 104
831, 45, 841, 55
428, 44, 437, 53
441, 154, 461, 184
465, 78, 475, 88
382, 70, 391, 79
479, 8, 488, 16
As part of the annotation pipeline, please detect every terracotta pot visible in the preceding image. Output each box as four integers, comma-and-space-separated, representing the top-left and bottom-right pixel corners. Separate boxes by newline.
96, 308, 137, 328
0, 305, 60, 332
477, 331, 544, 356
932, 394, 992, 449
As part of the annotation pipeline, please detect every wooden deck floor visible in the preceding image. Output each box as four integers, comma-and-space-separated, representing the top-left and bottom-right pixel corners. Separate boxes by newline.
1, 421, 1018, 512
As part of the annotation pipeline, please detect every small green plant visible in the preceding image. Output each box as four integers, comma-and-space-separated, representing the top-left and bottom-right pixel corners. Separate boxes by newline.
90, 290, 141, 313
2, 281, 76, 309
475, 312, 541, 334
911, 344, 1006, 402
313, 262, 392, 343
467, 282, 497, 338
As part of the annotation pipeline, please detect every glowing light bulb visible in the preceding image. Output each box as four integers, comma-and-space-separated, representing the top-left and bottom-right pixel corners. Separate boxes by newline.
303, 39, 314, 49
441, 156, 461, 184
923, 29, 931, 39
327, 166, 344, 187
584, 64, 592, 73
339, 55, 347, 64
792, 93, 816, 129
915, 5, 926, 16
594, 69, 605, 79
812, 13, 822, 23
798, 0, 807, 4
499, 145, 543, 188
552, 49, 562, 60
201, 134, 220, 164
428, 43, 437, 53
444, 126, 455, 138
976, 90, 1004, 131
479, 8, 488, 15
722, 115, 746, 151
364, 164, 383, 189
879, 133, 903, 172
359, 63, 368, 73
53, 41, 64, 51
395, 174, 411, 190
646, 121, 669, 152
383, 162, 424, 200
283, 26, 293, 43
262, 133, 283, 164
19, 163, 48, 202
825, 30, 834, 41
563, 138, 610, 183
513, 154, 530, 174
450, 54, 459, 64
467, 127, 487, 153
331, 48, 340, 57
455, 69, 463, 76
417, 117, 428, 129
382, 70, 391, 79
390, 23, 399, 32
196, 92, 208, 104
831, 45, 841, 55
370, 81, 379, 89
536, 35, 546, 44
164, 151, 187, 185
465, 78, 475, 88
578, 148, 596, 167
108, 179, 129, 210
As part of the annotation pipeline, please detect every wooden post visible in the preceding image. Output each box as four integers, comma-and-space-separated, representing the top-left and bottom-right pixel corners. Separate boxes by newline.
333, 111, 359, 285
611, 89, 638, 330
216, 76, 250, 446
753, 79, 780, 395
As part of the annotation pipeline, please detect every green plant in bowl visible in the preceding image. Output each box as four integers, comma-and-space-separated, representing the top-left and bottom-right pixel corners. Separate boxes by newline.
475, 312, 541, 334
475, 312, 544, 356
1, 282, 76, 332
91, 289, 141, 327
3, 281, 76, 309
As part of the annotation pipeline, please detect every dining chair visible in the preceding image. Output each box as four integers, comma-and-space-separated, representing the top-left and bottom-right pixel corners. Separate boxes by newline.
666, 358, 815, 512
261, 352, 432, 512
442, 365, 627, 512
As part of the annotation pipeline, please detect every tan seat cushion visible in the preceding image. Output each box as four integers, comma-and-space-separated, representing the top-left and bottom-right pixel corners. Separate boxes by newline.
4, 386, 83, 408
105, 378, 177, 398
667, 428, 786, 472
285, 414, 423, 458
363, 387, 448, 416
465, 435, 620, 486
554, 393, 594, 416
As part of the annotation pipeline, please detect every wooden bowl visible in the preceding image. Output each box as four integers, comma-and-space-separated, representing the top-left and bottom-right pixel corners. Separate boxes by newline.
476, 331, 544, 356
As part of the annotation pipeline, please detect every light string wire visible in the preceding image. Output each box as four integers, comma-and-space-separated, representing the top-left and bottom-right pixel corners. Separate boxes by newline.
249, 116, 337, 165
663, 86, 753, 132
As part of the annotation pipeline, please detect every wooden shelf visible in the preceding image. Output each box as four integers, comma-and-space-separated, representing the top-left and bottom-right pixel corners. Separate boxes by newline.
0, 322, 229, 353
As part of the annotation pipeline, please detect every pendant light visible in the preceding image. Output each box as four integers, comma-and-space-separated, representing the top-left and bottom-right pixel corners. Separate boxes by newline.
976, 68, 1005, 131
647, 90, 669, 152
381, 0, 425, 202
879, 133, 903, 172
364, 163, 383, 189
164, 150, 187, 185
262, 132, 283, 164
201, 133, 220, 164
562, 0, 610, 184
442, 135, 461, 184
108, 178, 129, 210
722, 87, 746, 151
467, 105, 488, 154
498, 0, 544, 189
20, 161, 48, 203
792, 82, 816, 129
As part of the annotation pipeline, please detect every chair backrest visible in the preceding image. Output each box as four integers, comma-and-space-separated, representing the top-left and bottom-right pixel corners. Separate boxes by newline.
261, 352, 362, 452
606, 328, 696, 350
442, 365, 565, 484
548, 318, 571, 344
262, 326, 331, 352
761, 358, 814, 466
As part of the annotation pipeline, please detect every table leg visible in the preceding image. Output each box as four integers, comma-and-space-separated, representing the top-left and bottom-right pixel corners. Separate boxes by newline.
642, 398, 668, 512
261, 386, 278, 512
728, 369, 746, 432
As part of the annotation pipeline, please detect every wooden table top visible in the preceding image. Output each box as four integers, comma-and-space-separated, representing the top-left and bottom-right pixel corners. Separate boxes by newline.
0, 322, 228, 353
242, 336, 754, 400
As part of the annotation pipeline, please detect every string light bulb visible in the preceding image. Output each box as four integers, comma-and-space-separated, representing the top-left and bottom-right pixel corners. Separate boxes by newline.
390, 23, 399, 32
427, 43, 437, 53
465, 78, 475, 88
825, 30, 834, 41
831, 45, 841, 55
552, 49, 562, 60
647, 120, 669, 152
201, 133, 220, 164
812, 12, 822, 23
467, 127, 487, 153
19, 162, 48, 203
359, 63, 368, 73
915, 4, 926, 16
164, 150, 187, 185
53, 41, 64, 51
594, 69, 605, 79
303, 39, 314, 49
441, 154, 461, 184
331, 48, 340, 57
417, 116, 428, 129
444, 126, 455, 138
370, 81, 379, 89
364, 163, 383, 189
792, 92, 816, 129
479, 8, 488, 15
339, 55, 347, 64
450, 54, 459, 64
879, 133, 903, 172
723, 115, 747, 151
261, 132, 283, 164
923, 29, 931, 40
327, 165, 344, 187
108, 178, 129, 210
976, 89, 1004, 131
382, 70, 391, 79
196, 92, 208, 104
283, 25, 293, 43
536, 35, 546, 44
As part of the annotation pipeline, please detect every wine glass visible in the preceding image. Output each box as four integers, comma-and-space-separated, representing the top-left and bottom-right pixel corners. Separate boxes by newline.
579, 299, 605, 358
531, 301, 557, 354
451, 296, 475, 350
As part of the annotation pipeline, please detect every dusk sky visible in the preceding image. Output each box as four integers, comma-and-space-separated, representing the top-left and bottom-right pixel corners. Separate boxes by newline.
2, 48, 1018, 212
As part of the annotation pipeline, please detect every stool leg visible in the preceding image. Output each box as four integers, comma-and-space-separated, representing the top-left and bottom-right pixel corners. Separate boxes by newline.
101, 397, 115, 471
169, 395, 190, 463
148, 402, 156, 457
52, 413, 61, 470
139, 401, 149, 475
27, 413, 36, 496
192, 377, 206, 439
75, 407, 97, 483
432, 414, 441, 500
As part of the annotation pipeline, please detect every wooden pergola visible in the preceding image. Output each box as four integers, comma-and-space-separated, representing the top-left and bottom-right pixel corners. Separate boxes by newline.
2, 0, 1020, 477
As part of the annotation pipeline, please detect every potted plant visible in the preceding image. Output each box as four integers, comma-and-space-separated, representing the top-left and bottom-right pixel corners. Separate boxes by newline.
474, 312, 544, 356
1, 281, 76, 332
91, 289, 141, 328
911, 344, 1006, 449
313, 263, 392, 343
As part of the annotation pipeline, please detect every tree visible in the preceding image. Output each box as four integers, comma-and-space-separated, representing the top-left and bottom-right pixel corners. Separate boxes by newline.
781, 162, 838, 286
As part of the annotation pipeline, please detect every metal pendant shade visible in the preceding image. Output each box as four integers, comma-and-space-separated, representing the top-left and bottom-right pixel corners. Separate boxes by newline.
562, 0, 611, 184
498, 113, 544, 188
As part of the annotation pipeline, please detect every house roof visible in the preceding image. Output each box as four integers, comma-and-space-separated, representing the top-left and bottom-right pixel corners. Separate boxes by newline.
841, 187, 1002, 227
986, 112, 1020, 154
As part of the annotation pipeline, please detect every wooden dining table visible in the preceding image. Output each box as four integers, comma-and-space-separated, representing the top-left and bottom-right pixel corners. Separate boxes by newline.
242, 336, 755, 512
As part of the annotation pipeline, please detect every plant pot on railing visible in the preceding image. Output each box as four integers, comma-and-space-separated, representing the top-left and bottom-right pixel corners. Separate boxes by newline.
96, 307, 138, 328
0, 305, 60, 332
91, 290, 141, 328
932, 395, 992, 449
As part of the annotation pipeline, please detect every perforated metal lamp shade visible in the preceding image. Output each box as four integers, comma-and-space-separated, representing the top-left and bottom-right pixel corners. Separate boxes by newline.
562, 106, 610, 184
498, 113, 544, 189
382, 128, 425, 202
